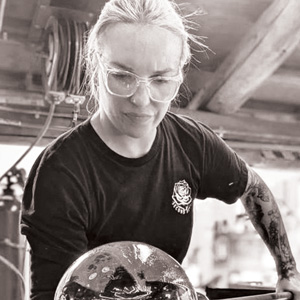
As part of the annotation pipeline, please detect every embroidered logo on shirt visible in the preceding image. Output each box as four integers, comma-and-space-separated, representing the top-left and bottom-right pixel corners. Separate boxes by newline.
172, 180, 192, 214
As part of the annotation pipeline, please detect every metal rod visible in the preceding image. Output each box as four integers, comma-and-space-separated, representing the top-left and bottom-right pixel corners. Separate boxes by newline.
0, 0, 7, 33
217, 292, 293, 300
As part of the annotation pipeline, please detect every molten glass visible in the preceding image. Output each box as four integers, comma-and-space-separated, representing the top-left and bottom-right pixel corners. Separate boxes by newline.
55, 241, 198, 300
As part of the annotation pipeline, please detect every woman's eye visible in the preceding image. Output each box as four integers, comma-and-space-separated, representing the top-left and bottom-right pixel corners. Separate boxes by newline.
111, 73, 132, 81
153, 78, 169, 85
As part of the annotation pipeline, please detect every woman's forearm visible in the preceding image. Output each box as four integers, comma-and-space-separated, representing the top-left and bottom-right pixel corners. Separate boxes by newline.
240, 167, 297, 279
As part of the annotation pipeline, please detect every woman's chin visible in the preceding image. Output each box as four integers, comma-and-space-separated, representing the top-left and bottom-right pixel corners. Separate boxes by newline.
124, 127, 155, 140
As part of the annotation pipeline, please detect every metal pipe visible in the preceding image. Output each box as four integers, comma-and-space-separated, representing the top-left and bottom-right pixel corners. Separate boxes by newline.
0, 0, 7, 33
0, 101, 56, 181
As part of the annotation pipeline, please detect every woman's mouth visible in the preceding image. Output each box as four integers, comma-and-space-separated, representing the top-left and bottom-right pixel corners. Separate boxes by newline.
124, 112, 153, 123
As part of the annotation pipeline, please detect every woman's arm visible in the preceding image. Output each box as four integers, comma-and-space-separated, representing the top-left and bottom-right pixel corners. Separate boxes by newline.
240, 166, 300, 299
21, 162, 89, 300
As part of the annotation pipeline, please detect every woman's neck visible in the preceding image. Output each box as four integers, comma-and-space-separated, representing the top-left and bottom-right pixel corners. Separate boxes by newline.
90, 112, 157, 158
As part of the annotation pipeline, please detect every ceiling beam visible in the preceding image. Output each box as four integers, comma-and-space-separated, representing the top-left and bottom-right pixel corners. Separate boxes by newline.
253, 68, 300, 105
187, 0, 300, 113
234, 148, 300, 170
186, 68, 300, 107
170, 108, 300, 148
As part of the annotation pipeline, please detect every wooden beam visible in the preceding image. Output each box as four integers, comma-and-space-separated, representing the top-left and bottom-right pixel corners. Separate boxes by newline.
238, 107, 300, 125
253, 68, 300, 105
242, 99, 300, 115
235, 149, 300, 170
187, 0, 300, 113
170, 108, 300, 147
186, 68, 300, 107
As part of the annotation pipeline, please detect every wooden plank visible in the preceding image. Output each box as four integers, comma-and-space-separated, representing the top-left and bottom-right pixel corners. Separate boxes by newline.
237, 108, 300, 126
184, 0, 272, 72
282, 43, 300, 69
187, 0, 300, 113
193, 0, 272, 21
252, 69, 300, 105
244, 99, 300, 114
171, 108, 300, 145
228, 141, 300, 152
186, 67, 300, 107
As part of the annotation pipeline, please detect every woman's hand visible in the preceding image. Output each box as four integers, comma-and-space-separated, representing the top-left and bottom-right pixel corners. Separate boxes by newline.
276, 270, 300, 300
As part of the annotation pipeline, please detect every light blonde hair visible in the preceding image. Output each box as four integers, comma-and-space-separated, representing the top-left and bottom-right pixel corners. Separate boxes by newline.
84, 0, 207, 112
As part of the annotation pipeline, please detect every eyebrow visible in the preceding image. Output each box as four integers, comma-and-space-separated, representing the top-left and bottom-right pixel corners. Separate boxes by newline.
108, 61, 177, 76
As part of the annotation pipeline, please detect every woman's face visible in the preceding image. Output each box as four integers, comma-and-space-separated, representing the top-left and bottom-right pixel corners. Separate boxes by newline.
96, 22, 183, 139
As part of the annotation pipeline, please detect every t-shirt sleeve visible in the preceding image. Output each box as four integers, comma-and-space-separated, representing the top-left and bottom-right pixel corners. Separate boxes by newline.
21, 156, 89, 300
197, 123, 248, 203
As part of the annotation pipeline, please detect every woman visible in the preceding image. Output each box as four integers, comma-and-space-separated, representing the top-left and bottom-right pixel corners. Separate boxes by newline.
21, 0, 300, 299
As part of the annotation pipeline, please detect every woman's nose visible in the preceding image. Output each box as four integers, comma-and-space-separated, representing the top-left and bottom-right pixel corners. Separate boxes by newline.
130, 82, 151, 106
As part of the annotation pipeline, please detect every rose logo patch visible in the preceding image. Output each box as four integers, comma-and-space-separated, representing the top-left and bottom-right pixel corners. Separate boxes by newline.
172, 180, 192, 214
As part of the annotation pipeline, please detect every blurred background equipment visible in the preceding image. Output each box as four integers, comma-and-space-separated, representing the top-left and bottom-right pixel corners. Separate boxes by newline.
0, 167, 26, 300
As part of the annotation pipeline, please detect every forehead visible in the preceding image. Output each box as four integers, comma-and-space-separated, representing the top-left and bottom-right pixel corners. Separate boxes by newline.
99, 23, 183, 73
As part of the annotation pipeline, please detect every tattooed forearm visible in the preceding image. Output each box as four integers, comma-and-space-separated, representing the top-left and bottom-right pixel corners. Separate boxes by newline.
244, 168, 272, 202
241, 167, 296, 279
243, 198, 270, 244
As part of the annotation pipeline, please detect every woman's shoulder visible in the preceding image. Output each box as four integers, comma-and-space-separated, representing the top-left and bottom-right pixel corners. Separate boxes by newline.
162, 111, 232, 154
36, 118, 93, 167
163, 111, 217, 138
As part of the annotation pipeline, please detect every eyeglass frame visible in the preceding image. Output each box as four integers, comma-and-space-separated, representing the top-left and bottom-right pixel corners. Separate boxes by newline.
96, 54, 183, 103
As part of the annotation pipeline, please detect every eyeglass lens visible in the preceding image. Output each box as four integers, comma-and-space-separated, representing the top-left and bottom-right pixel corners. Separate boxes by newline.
107, 71, 179, 102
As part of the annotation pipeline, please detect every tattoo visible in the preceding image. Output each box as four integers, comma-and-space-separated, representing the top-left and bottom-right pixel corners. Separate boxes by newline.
244, 168, 271, 202
268, 209, 280, 249
241, 167, 296, 279
243, 196, 270, 244
277, 234, 297, 279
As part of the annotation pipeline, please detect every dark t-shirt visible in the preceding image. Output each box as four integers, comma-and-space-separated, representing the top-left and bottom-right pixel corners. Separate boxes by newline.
21, 112, 248, 300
